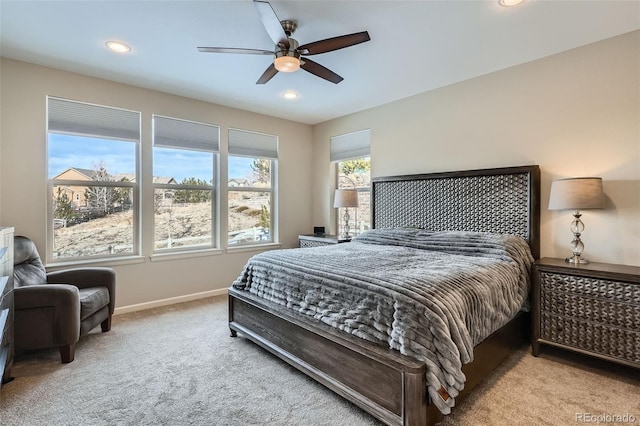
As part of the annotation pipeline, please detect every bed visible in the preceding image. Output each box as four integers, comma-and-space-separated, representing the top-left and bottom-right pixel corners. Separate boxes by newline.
228, 165, 541, 426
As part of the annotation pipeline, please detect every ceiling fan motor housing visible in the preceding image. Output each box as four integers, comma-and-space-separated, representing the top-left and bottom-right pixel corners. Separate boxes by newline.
275, 37, 299, 58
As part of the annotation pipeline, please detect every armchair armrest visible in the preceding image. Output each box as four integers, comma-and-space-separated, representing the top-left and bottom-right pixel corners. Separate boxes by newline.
14, 284, 81, 344
47, 267, 116, 315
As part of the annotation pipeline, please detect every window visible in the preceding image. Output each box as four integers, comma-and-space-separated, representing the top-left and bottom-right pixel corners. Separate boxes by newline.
228, 129, 277, 246
331, 130, 371, 237
153, 116, 219, 251
47, 97, 140, 261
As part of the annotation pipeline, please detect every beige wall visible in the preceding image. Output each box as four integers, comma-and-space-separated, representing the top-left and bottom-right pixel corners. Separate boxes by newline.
312, 31, 640, 266
0, 58, 313, 308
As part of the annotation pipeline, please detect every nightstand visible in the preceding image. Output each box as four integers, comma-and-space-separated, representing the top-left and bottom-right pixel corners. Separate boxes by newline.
298, 234, 349, 248
532, 257, 640, 369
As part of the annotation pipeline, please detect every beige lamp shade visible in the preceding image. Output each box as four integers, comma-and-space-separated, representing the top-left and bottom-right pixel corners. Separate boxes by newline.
548, 177, 605, 210
333, 189, 359, 208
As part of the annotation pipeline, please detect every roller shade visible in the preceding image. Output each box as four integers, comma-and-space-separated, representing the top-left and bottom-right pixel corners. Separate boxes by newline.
48, 97, 140, 142
154, 116, 219, 152
330, 129, 370, 162
228, 129, 278, 159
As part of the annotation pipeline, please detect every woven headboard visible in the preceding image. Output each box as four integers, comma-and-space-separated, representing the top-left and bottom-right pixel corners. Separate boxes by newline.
371, 165, 540, 258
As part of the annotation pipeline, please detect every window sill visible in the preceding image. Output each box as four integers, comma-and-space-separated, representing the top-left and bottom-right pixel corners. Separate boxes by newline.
226, 243, 281, 254
150, 248, 223, 262
46, 255, 145, 269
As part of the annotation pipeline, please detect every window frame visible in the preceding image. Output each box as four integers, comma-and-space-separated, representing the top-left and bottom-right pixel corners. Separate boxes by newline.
227, 128, 278, 248
46, 97, 141, 264
330, 129, 371, 238
152, 115, 220, 253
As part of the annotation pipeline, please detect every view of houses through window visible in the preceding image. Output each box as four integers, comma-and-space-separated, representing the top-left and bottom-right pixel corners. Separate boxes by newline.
50, 137, 138, 260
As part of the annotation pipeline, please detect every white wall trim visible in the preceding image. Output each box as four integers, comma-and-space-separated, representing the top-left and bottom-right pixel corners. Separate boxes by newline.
114, 288, 228, 315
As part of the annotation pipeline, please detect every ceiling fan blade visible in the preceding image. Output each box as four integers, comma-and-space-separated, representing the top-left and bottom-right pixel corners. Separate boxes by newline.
300, 58, 343, 84
256, 63, 279, 84
253, 0, 289, 48
198, 47, 274, 55
298, 31, 370, 55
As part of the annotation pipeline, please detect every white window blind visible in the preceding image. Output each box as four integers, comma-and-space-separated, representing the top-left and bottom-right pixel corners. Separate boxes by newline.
47, 97, 140, 142
153, 115, 220, 152
228, 129, 278, 159
330, 129, 370, 162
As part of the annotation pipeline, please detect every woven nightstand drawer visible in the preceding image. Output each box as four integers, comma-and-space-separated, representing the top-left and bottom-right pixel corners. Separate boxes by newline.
299, 239, 331, 248
541, 289, 640, 329
539, 271, 640, 304
541, 312, 640, 364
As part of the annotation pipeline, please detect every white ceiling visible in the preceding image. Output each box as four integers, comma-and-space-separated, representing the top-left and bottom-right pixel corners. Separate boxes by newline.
1, 1, 638, 125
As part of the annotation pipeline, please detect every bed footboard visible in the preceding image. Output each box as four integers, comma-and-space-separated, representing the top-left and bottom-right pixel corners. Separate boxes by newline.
229, 288, 528, 426
229, 288, 429, 426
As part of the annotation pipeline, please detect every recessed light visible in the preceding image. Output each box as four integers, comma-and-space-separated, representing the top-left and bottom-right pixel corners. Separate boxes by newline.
282, 91, 298, 100
498, 0, 525, 6
105, 40, 131, 53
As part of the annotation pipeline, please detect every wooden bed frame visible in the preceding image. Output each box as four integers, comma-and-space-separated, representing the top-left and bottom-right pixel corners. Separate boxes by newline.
228, 165, 541, 426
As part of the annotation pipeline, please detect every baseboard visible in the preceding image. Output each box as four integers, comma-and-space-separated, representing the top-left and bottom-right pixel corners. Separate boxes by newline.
114, 288, 229, 315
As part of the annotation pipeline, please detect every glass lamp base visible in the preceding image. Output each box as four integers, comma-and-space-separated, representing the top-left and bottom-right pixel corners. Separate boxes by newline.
565, 255, 589, 265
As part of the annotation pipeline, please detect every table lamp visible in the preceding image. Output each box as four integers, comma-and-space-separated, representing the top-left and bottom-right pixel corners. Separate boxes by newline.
333, 189, 359, 240
548, 177, 605, 264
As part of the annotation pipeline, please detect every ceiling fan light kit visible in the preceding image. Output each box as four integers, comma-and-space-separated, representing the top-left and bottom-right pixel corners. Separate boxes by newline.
274, 56, 300, 72
198, 0, 370, 84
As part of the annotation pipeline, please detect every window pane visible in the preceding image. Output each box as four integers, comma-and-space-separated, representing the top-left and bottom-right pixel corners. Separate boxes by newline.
52, 184, 134, 259
337, 157, 371, 237
228, 191, 271, 245
153, 147, 213, 184
357, 191, 371, 232
229, 156, 271, 187
49, 134, 136, 179
154, 189, 212, 250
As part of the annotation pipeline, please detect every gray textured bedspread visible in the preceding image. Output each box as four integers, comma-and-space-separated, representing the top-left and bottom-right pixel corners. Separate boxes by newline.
232, 229, 533, 414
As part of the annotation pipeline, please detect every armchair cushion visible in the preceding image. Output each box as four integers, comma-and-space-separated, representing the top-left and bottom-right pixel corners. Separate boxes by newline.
47, 267, 116, 316
78, 287, 110, 321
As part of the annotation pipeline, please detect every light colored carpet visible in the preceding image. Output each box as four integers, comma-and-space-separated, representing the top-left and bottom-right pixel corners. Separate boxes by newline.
1, 296, 638, 425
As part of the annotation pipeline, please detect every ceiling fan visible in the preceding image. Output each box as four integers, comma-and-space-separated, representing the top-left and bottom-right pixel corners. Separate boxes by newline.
198, 0, 370, 84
